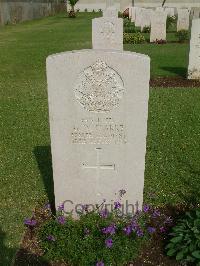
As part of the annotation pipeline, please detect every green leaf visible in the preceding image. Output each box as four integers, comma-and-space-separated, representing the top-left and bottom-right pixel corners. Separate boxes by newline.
165, 243, 174, 249
167, 249, 176, 257
189, 242, 196, 252
176, 251, 184, 260
170, 236, 183, 243
192, 251, 200, 259
194, 219, 200, 227
196, 210, 200, 218
186, 255, 195, 262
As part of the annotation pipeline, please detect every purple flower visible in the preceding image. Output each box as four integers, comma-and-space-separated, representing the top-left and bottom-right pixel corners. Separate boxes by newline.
96, 261, 104, 266
102, 224, 116, 235
47, 235, 56, 241
143, 204, 150, 213
160, 226, 166, 233
152, 209, 161, 218
131, 220, 139, 231
123, 226, 132, 236
57, 203, 64, 211
44, 203, 51, 209
147, 227, 156, 234
114, 201, 121, 209
100, 209, 109, 218
24, 218, 37, 227
136, 228, 144, 237
57, 215, 66, 225
105, 238, 113, 248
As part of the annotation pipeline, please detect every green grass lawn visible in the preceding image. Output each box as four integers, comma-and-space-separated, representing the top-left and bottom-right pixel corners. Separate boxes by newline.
0, 12, 199, 265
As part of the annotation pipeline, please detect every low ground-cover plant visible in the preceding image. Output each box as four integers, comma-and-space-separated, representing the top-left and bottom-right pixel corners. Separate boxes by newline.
166, 209, 200, 265
176, 30, 189, 43
124, 26, 137, 33
23, 191, 174, 265
123, 33, 145, 44
123, 18, 138, 34
142, 26, 150, 33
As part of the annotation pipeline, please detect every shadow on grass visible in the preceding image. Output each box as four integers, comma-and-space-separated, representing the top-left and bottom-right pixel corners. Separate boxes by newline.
14, 249, 50, 266
34, 146, 55, 213
0, 228, 17, 266
161, 66, 187, 78
177, 160, 200, 206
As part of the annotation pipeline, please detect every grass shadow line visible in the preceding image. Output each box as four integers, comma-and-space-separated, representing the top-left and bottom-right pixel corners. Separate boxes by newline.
161, 66, 187, 78
33, 146, 55, 212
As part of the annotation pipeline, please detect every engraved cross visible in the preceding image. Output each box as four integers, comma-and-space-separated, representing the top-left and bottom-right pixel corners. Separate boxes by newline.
82, 148, 115, 181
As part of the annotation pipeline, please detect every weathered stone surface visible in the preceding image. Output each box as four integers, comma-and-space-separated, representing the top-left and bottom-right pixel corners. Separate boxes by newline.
140, 8, 153, 31
177, 8, 190, 31
92, 17, 123, 50
130, 7, 136, 22
103, 7, 118, 18
135, 7, 145, 27
191, 7, 200, 19
47, 49, 150, 214
165, 7, 175, 17
150, 10, 167, 42
188, 19, 200, 80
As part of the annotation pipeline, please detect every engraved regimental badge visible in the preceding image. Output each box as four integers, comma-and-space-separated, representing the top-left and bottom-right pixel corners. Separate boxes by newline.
74, 59, 125, 113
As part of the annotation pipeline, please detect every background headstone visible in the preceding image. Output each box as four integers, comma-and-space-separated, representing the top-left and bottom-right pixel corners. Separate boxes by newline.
192, 7, 200, 19
150, 10, 167, 42
140, 8, 153, 31
130, 7, 136, 22
103, 8, 118, 18
165, 7, 175, 17
135, 7, 144, 27
188, 19, 200, 79
177, 8, 190, 31
103, 0, 118, 17
92, 16, 123, 50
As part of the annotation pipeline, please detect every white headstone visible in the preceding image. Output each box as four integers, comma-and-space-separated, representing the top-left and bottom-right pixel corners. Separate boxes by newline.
47, 50, 150, 215
188, 19, 200, 80
165, 7, 175, 17
106, 0, 114, 8
140, 9, 153, 31
92, 17, 123, 50
192, 8, 200, 19
135, 7, 145, 27
156, 7, 164, 12
150, 10, 167, 42
103, 8, 118, 18
177, 8, 190, 31
103, 0, 118, 18
130, 7, 136, 22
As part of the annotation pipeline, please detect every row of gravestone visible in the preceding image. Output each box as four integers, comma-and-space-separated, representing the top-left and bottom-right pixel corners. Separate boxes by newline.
130, 7, 192, 43
46, 3, 200, 215
130, 7, 200, 30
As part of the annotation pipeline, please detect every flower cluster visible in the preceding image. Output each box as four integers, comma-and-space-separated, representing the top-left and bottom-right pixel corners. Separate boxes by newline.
36, 194, 174, 266
102, 224, 116, 235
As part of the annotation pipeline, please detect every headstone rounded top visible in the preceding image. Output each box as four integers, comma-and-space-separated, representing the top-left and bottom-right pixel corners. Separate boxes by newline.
74, 59, 125, 113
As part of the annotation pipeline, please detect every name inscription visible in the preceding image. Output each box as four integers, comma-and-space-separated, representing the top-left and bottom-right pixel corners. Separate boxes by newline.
71, 117, 126, 145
